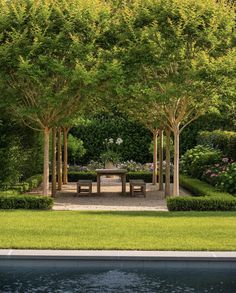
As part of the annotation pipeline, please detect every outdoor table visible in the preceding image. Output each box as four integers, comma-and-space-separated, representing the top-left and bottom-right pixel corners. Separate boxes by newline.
95, 169, 127, 195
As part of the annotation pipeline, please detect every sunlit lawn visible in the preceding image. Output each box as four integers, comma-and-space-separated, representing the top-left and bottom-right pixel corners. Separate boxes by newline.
1, 210, 236, 251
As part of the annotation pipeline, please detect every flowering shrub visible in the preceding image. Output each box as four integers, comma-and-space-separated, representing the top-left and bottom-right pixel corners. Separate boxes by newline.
100, 137, 123, 163
217, 162, 236, 195
180, 145, 222, 179
202, 157, 232, 186
117, 160, 173, 173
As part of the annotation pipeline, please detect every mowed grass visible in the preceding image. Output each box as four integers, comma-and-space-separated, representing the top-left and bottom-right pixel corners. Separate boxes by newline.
0, 210, 236, 251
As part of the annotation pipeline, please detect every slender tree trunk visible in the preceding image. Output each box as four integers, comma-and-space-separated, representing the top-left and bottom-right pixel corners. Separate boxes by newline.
51, 128, 57, 197
173, 125, 180, 196
43, 127, 50, 196
57, 128, 62, 191
159, 129, 164, 191
165, 127, 171, 197
63, 127, 68, 185
152, 130, 158, 185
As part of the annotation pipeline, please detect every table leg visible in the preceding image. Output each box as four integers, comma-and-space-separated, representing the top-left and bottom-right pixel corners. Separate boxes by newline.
97, 174, 101, 195
122, 174, 126, 195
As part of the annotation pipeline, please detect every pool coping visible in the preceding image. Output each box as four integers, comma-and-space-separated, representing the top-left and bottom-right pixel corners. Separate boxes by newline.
0, 250, 236, 262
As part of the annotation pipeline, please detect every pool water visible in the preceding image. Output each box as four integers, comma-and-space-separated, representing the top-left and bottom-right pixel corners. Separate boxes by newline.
0, 265, 235, 292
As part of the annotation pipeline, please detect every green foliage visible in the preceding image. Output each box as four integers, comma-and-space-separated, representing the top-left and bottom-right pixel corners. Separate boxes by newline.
180, 111, 234, 155
1, 174, 43, 193
25, 174, 43, 190
0, 194, 53, 210
167, 196, 236, 211
68, 134, 86, 165
0, 118, 43, 186
68, 172, 97, 182
180, 145, 222, 179
167, 175, 236, 211
197, 130, 236, 160
67, 171, 171, 183
179, 175, 232, 198
218, 163, 236, 195
100, 150, 121, 164
71, 115, 152, 164
126, 172, 154, 183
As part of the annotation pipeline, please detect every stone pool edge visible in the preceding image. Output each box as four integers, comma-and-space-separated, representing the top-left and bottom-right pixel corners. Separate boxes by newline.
0, 249, 236, 262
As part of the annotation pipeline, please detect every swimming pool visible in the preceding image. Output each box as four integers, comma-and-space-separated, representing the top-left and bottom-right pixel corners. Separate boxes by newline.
1, 250, 236, 293
1, 262, 235, 292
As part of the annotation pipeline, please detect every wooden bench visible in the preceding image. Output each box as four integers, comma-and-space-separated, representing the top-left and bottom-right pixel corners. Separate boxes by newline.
77, 180, 92, 196
129, 179, 146, 197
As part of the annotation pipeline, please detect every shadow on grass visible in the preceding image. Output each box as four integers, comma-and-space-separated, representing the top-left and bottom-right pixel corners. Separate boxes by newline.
1, 210, 236, 218
57, 210, 236, 218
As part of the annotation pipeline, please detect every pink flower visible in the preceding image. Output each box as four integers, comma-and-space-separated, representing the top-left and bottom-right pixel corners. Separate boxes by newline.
210, 173, 218, 177
222, 157, 229, 163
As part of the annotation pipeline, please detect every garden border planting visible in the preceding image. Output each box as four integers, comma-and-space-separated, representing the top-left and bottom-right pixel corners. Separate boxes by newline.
167, 175, 236, 211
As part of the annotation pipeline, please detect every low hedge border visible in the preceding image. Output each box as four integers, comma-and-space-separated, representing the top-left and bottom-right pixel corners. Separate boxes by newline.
68, 171, 172, 183
179, 175, 232, 197
167, 175, 236, 211
167, 196, 236, 211
0, 194, 53, 210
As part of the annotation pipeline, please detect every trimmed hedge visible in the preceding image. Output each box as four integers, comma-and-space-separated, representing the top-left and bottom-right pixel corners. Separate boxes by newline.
0, 194, 53, 210
167, 175, 236, 211
197, 130, 236, 160
67, 171, 171, 183
179, 175, 231, 197
167, 196, 236, 211
68, 172, 97, 182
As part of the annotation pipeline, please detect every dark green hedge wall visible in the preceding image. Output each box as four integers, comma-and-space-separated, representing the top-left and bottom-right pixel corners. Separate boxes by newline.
71, 115, 152, 164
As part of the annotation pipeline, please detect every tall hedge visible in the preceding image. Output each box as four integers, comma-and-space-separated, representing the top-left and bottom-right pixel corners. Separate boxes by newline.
71, 115, 152, 164
197, 130, 236, 160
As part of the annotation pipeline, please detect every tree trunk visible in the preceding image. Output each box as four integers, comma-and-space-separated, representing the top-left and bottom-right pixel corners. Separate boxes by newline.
173, 125, 180, 196
51, 128, 57, 197
165, 127, 171, 197
57, 128, 62, 191
159, 129, 164, 191
63, 127, 68, 185
152, 130, 158, 185
43, 127, 50, 196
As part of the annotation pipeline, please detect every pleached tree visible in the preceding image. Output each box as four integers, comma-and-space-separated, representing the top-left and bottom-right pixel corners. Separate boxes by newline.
0, 0, 110, 195
111, 0, 235, 195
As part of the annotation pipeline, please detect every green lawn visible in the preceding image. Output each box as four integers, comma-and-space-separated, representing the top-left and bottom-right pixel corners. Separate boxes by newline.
1, 210, 236, 251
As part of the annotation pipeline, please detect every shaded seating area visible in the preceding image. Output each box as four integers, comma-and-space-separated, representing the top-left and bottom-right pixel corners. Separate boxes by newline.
77, 180, 92, 196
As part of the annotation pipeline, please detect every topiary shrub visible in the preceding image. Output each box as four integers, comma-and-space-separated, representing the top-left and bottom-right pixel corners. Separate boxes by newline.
180, 145, 222, 179
197, 130, 236, 161
0, 194, 53, 210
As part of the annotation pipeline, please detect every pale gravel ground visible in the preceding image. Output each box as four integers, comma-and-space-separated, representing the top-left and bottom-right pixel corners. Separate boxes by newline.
49, 178, 190, 211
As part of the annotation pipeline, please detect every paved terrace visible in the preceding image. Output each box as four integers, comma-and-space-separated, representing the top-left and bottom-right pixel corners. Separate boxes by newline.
49, 178, 190, 211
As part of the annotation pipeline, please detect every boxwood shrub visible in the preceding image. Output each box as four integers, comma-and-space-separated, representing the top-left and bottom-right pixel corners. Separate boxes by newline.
167, 196, 236, 211
0, 194, 53, 210
167, 175, 236, 211
67, 171, 171, 183
179, 175, 231, 197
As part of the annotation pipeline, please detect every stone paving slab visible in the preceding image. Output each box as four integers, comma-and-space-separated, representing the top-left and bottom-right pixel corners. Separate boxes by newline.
0, 249, 235, 261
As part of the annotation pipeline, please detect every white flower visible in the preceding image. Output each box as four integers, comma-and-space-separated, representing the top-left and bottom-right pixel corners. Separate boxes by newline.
116, 137, 123, 145
108, 138, 114, 144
